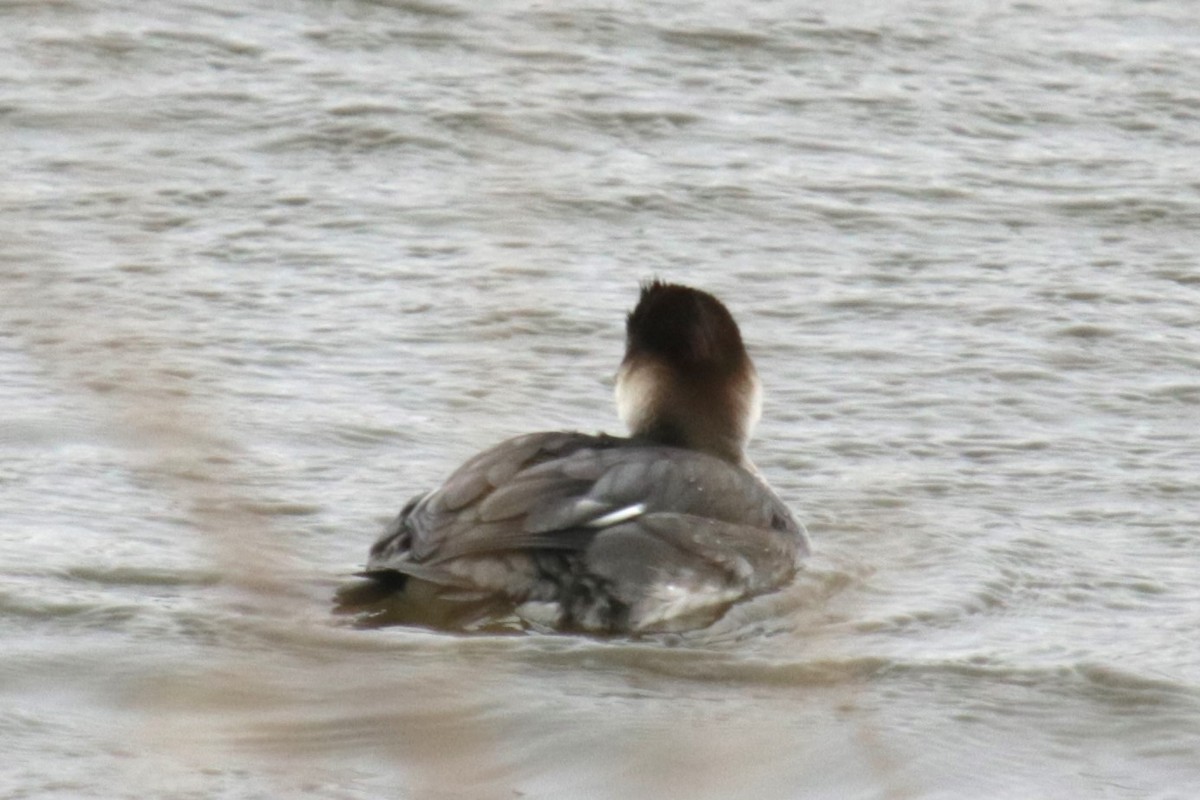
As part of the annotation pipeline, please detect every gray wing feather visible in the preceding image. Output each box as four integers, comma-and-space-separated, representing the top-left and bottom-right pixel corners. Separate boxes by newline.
584, 514, 798, 630
367, 432, 803, 590
478, 474, 591, 523
437, 433, 555, 511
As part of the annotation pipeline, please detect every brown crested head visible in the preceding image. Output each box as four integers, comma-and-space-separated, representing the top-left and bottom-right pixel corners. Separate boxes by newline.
616, 281, 762, 466
623, 280, 749, 378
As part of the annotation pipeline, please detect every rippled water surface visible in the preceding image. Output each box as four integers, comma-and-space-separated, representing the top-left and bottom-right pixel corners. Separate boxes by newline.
3, 0, 1200, 797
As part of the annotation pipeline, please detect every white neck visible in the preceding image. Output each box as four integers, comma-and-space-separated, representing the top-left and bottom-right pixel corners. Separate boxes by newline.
614, 359, 761, 466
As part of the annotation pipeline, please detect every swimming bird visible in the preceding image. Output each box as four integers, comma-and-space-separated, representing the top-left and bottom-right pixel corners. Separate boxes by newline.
338, 281, 808, 633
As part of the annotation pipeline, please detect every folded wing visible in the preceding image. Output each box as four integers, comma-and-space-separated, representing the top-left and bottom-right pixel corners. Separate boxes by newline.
364, 431, 806, 631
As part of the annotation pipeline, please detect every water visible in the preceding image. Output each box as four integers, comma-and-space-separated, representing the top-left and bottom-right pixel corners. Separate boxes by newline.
3, 0, 1200, 797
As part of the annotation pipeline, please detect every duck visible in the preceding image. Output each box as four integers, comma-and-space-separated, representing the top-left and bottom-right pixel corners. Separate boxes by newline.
338, 280, 808, 634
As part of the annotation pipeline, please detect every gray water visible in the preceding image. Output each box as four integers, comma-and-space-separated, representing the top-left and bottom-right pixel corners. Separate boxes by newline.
3, 0, 1200, 797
